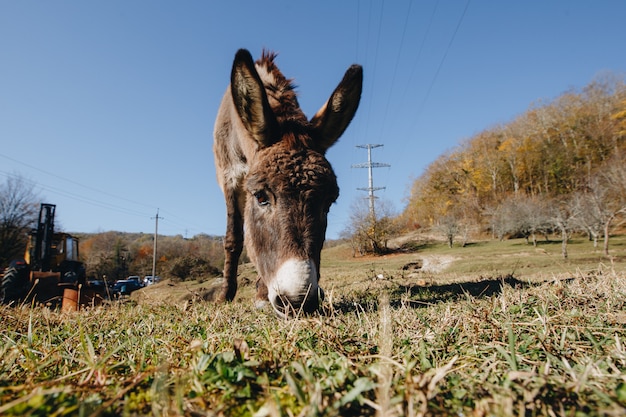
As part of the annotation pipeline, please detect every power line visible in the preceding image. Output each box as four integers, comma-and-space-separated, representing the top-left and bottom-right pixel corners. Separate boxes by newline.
401, 0, 439, 107
0, 155, 209, 235
362, 0, 386, 145
0, 153, 155, 211
379, 0, 414, 138
412, 0, 471, 129
0, 169, 150, 219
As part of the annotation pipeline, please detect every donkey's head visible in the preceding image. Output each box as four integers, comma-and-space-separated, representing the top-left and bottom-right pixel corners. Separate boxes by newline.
230, 49, 362, 317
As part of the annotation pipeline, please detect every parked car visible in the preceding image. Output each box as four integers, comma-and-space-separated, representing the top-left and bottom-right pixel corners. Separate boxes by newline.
143, 275, 160, 286
127, 276, 143, 286
111, 279, 143, 297
87, 279, 107, 291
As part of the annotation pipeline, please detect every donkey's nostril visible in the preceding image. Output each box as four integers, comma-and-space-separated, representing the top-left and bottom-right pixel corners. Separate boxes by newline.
271, 292, 320, 317
301, 292, 320, 314
272, 294, 288, 313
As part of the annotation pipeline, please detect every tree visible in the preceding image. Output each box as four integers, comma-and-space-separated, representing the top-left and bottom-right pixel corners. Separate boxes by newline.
572, 191, 604, 248
486, 196, 550, 245
403, 73, 625, 241
81, 232, 130, 281
514, 196, 550, 246
464, 130, 507, 201
433, 214, 460, 248
584, 158, 626, 256
0, 175, 39, 268
612, 98, 626, 137
483, 204, 508, 241
342, 198, 399, 256
168, 256, 219, 282
549, 197, 579, 260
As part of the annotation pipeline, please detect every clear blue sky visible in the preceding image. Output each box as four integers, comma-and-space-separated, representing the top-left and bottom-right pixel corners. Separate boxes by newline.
1, 1, 625, 239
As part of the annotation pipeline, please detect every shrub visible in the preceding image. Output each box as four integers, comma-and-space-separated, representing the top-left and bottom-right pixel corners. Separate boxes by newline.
168, 256, 219, 281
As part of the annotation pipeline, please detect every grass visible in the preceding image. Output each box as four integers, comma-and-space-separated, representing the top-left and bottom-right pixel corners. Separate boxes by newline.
1, 237, 626, 416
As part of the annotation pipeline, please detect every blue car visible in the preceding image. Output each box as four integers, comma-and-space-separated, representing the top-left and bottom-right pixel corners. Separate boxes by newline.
112, 279, 143, 296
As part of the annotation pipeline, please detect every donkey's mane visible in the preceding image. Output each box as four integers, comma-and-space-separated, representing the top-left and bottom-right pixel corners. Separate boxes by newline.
256, 50, 307, 130
257, 50, 296, 95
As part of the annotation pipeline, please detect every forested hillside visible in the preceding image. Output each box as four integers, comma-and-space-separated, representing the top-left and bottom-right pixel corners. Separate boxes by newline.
401, 74, 626, 251
77, 232, 224, 282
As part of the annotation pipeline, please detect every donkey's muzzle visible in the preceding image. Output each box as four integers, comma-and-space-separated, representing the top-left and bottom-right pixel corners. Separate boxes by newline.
272, 286, 325, 317
268, 259, 322, 317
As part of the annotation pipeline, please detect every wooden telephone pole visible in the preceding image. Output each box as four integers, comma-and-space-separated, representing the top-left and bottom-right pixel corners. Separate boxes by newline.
151, 209, 163, 279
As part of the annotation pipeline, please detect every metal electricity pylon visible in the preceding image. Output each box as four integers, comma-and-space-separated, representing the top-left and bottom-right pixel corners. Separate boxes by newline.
352, 144, 390, 221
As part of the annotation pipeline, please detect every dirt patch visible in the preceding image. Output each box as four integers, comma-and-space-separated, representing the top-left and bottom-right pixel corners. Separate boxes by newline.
400, 255, 456, 282
420, 255, 456, 273
401, 261, 423, 271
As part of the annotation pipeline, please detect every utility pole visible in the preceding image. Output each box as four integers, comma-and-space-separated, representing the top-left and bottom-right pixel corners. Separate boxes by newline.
352, 144, 390, 221
151, 209, 163, 279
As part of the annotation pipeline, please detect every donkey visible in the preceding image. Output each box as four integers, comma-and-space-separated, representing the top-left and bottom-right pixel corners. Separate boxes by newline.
213, 49, 362, 317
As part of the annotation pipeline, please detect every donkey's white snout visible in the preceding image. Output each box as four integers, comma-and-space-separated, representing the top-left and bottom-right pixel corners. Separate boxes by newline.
268, 258, 320, 315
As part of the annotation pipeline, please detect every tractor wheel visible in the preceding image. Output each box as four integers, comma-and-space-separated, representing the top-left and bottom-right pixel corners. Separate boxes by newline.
1, 266, 29, 304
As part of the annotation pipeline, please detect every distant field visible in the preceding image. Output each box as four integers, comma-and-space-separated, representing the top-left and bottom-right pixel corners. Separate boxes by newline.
1, 236, 625, 416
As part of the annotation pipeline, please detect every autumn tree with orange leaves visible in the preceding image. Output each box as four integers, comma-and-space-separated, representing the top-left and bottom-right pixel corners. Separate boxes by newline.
403, 74, 625, 256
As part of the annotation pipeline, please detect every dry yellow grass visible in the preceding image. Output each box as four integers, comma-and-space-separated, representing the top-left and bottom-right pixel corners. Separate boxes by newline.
1, 236, 625, 415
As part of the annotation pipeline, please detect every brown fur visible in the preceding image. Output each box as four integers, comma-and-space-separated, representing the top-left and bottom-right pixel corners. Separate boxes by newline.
213, 49, 362, 316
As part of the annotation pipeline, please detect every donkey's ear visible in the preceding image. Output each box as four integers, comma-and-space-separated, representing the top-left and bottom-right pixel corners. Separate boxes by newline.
310, 64, 363, 152
231, 49, 278, 148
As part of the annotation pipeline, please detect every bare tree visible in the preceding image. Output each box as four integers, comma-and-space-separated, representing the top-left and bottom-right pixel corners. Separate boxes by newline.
589, 158, 626, 256
573, 191, 605, 249
515, 196, 551, 246
487, 195, 550, 245
0, 175, 40, 268
484, 204, 508, 241
343, 198, 399, 256
549, 197, 579, 260
433, 214, 460, 248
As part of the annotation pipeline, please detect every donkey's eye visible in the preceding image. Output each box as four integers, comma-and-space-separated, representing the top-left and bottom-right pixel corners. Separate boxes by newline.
254, 191, 270, 206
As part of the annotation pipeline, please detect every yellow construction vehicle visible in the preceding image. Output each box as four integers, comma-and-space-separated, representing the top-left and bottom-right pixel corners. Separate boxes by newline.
1, 203, 103, 309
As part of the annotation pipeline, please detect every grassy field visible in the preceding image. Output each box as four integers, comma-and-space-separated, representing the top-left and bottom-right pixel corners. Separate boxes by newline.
1, 236, 625, 416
